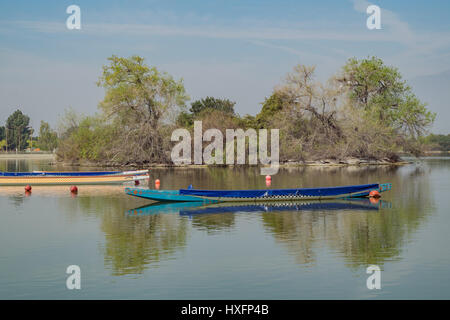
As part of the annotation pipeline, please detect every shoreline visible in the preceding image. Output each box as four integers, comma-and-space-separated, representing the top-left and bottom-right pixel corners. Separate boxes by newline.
0, 153, 56, 160
52, 158, 412, 169
6, 153, 447, 168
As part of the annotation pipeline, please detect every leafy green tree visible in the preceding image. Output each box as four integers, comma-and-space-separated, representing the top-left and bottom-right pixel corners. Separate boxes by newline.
237, 114, 257, 129
339, 57, 435, 138
56, 112, 115, 162
96, 55, 189, 163
0, 126, 5, 141
37, 121, 58, 151
176, 111, 194, 127
6, 110, 31, 151
255, 92, 285, 128
190, 96, 236, 116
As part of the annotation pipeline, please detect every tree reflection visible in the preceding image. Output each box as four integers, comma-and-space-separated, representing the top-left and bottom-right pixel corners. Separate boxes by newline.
261, 166, 434, 268
262, 211, 317, 265
190, 212, 235, 234
55, 163, 434, 274
60, 195, 189, 276
101, 213, 188, 276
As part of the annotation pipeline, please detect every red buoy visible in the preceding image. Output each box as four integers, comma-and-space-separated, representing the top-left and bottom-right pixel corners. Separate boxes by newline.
265, 175, 271, 181
155, 179, 160, 189
25, 185, 32, 192
70, 186, 78, 194
369, 190, 381, 198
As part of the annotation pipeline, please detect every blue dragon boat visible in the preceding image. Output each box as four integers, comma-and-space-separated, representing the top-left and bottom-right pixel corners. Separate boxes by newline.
125, 183, 392, 203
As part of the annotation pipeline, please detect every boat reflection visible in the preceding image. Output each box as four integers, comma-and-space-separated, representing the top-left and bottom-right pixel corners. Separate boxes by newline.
126, 201, 205, 216
126, 198, 391, 216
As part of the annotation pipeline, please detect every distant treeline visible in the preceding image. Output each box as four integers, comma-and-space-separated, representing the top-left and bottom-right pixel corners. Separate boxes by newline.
3, 55, 440, 164
421, 134, 450, 152
0, 111, 57, 152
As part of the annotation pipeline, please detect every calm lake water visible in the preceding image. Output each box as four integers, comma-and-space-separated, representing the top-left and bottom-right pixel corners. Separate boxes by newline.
1, 158, 449, 299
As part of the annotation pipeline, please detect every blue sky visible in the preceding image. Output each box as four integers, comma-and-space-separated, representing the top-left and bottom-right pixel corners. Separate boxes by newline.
1, 0, 450, 133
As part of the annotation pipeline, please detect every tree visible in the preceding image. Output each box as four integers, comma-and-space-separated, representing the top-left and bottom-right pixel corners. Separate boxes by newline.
37, 121, 58, 151
190, 96, 236, 116
255, 92, 284, 128
0, 126, 5, 151
97, 55, 189, 163
421, 134, 450, 151
275, 64, 343, 139
338, 57, 435, 138
175, 111, 194, 127
6, 110, 31, 151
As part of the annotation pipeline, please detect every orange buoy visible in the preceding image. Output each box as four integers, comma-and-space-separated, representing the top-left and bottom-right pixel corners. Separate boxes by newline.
369, 190, 381, 198
25, 185, 32, 192
155, 179, 161, 190
70, 186, 78, 194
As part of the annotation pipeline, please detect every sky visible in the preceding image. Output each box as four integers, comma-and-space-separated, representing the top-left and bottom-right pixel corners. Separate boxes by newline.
0, 0, 449, 133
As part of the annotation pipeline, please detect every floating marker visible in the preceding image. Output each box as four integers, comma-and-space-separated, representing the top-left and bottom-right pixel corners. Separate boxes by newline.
70, 185, 78, 194
369, 190, 381, 198
265, 175, 271, 181
25, 185, 32, 192
155, 179, 161, 189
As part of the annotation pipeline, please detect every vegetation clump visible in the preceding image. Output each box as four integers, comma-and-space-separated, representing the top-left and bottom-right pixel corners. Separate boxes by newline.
1, 55, 439, 164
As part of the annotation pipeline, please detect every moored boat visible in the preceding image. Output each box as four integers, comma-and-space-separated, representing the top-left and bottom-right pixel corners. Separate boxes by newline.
0, 170, 149, 186
125, 183, 392, 203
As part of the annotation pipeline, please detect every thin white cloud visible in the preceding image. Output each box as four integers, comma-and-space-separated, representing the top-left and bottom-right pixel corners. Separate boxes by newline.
0, 19, 427, 43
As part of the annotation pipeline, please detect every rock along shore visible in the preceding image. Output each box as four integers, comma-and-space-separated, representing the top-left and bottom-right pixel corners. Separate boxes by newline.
54, 157, 410, 169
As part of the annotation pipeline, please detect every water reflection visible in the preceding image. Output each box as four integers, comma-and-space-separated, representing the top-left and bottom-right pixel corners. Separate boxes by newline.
260, 165, 434, 269
59, 162, 433, 275
127, 199, 388, 266
144, 165, 404, 191
102, 212, 188, 276
126, 199, 384, 216
59, 195, 189, 276
0, 160, 436, 279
